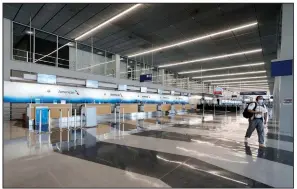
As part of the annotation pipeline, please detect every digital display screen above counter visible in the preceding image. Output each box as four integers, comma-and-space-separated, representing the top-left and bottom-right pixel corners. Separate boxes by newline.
140, 87, 147, 93
118, 84, 127, 91
158, 89, 163, 94
37, 74, 56, 84
86, 80, 99, 88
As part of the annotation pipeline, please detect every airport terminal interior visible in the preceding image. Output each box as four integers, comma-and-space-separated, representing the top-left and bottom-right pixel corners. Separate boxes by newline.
2, 2, 293, 188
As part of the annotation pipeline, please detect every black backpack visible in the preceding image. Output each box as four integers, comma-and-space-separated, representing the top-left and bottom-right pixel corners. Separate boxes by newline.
242, 102, 257, 119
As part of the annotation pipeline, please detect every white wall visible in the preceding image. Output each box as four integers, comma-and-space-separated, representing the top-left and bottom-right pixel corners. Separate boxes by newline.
272, 4, 293, 136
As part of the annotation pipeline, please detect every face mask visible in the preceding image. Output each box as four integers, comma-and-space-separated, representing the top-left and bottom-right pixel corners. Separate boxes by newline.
258, 100, 263, 104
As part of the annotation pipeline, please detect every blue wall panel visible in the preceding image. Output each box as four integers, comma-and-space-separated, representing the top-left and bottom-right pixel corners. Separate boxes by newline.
271, 59, 293, 77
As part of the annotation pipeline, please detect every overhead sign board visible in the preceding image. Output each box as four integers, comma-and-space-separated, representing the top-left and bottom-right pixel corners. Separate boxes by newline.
140, 74, 152, 82
118, 84, 127, 91
37, 74, 56, 84
86, 80, 99, 88
240, 91, 267, 95
140, 87, 147, 93
213, 87, 223, 95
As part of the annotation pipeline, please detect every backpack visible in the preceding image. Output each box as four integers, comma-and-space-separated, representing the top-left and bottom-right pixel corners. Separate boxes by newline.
242, 102, 257, 119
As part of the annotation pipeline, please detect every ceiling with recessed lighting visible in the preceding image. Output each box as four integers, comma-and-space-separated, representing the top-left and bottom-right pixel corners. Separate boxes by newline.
4, 3, 281, 92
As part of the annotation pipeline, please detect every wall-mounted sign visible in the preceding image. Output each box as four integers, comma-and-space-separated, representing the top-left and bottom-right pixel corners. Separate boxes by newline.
140, 74, 152, 82
213, 87, 223, 95
157, 89, 163, 94
140, 87, 147, 93
283, 98, 292, 105
118, 84, 127, 91
171, 91, 175, 95
181, 92, 188, 96
240, 91, 267, 95
86, 80, 99, 88
37, 74, 56, 84
231, 95, 238, 98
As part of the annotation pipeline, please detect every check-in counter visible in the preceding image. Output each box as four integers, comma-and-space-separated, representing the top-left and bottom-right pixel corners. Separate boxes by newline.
175, 104, 183, 111
161, 104, 171, 111
119, 104, 138, 113
84, 104, 112, 115
185, 104, 192, 110
143, 104, 157, 112
28, 104, 72, 119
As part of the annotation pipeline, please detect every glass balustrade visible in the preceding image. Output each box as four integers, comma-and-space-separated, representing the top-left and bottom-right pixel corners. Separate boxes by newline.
11, 21, 205, 92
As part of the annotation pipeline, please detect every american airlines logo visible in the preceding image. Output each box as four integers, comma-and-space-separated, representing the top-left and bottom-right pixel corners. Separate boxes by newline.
58, 89, 79, 95
110, 93, 123, 97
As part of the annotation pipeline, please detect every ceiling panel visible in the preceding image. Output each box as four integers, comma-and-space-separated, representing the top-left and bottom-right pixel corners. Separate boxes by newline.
4, 3, 281, 93
14, 3, 44, 24
42, 4, 88, 32
3, 3, 22, 20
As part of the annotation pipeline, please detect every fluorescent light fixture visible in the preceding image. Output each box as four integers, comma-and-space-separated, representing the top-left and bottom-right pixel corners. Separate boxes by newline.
158, 49, 262, 68
217, 84, 269, 87
178, 62, 264, 74
222, 85, 269, 88
25, 30, 34, 35
192, 70, 266, 79
128, 21, 258, 57
75, 4, 142, 41
203, 76, 267, 82
211, 80, 269, 84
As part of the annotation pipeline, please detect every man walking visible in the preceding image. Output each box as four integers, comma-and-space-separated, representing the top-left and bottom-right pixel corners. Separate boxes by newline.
244, 96, 268, 147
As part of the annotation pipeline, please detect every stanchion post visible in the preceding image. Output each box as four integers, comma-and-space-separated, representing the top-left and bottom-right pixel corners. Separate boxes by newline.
48, 109, 51, 145
59, 109, 62, 146
74, 109, 77, 130
67, 110, 69, 130
74, 109, 77, 143
39, 109, 42, 134
80, 110, 83, 129
123, 108, 125, 122
59, 109, 62, 129
119, 107, 121, 123
48, 109, 51, 132
114, 108, 116, 123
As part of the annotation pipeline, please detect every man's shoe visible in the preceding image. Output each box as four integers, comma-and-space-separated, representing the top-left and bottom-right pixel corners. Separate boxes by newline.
259, 144, 266, 148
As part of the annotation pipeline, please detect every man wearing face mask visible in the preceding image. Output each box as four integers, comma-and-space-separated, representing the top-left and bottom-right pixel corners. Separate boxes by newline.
244, 96, 268, 147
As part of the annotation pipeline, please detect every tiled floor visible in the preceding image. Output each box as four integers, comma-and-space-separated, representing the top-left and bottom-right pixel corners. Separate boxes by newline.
3, 113, 293, 188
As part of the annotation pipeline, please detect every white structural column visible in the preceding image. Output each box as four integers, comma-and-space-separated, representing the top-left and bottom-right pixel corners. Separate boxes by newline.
273, 4, 293, 136
3, 18, 12, 81
159, 69, 165, 86
115, 54, 121, 80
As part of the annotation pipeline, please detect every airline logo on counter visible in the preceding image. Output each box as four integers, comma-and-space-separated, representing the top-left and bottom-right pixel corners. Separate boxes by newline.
110, 93, 123, 97
58, 89, 80, 95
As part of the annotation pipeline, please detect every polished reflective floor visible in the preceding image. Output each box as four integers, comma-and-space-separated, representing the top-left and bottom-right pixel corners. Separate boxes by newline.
3, 112, 293, 188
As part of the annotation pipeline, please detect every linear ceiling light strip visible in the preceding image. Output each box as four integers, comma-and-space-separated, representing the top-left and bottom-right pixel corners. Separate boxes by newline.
75, 4, 142, 41
178, 62, 264, 74
128, 21, 258, 57
211, 80, 270, 85
192, 70, 266, 79
203, 76, 267, 82
216, 84, 269, 87
158, 49, 262, 68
